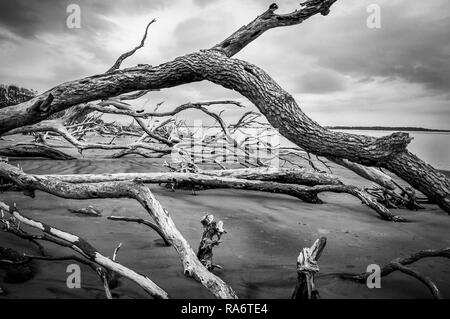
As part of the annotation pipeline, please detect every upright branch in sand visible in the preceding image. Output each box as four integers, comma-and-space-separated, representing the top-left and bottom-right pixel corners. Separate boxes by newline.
292, 237, 327, 299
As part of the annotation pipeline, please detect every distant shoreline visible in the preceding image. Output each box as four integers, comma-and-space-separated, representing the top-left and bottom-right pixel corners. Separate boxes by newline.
327, 126, 450, 132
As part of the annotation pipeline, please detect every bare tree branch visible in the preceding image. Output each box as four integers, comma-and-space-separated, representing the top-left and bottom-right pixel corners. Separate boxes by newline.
107, 19, 157, 72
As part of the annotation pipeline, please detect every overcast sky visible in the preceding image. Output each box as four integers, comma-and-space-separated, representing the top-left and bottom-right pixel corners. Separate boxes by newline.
0, 0, 449, 129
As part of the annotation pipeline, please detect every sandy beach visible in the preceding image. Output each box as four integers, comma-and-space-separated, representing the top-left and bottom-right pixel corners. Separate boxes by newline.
1, 155, 449, 299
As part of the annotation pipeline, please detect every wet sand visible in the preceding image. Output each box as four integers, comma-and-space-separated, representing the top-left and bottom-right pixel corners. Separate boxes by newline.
1, 157, 449, 299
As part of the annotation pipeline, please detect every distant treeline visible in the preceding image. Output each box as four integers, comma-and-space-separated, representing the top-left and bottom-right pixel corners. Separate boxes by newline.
0, 84, 36, 109
327, 126, 450, 132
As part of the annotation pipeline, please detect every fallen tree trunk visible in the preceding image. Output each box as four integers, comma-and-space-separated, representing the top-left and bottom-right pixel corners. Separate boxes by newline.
0, 143, 75, 160
42, 167, 341, 186
0, 163, 403, 221
0, 0, 448, 213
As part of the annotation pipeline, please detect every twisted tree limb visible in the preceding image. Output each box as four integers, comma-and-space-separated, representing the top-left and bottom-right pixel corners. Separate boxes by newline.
0, 250, 114, 298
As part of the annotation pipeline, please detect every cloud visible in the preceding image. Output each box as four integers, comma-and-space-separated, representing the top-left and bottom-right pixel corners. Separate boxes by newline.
295, 71, 347, 94
292, 0, 450, 94
192, 0, 220, 8
0, 0, 173, 39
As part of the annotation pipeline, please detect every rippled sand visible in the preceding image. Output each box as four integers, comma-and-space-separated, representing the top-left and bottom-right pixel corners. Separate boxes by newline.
1, 155, 449, 299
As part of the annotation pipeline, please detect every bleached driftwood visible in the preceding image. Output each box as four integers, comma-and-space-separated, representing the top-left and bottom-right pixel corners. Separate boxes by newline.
1, 1, 448, 213
291, 237, 327, 299
197, 214, 226, 271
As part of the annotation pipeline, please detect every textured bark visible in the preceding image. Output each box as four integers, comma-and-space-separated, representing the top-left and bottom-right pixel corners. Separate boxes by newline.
384, 152, 450, 213
0, 0, 448, 213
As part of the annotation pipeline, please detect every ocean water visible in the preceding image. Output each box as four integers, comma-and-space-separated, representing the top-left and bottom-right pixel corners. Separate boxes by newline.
228, 128, 450, 170
335, 130, 450, 171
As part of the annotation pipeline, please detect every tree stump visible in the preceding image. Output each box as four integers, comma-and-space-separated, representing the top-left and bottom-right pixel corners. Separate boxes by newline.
291, 237, 327, 299
197, 214, 226, 271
